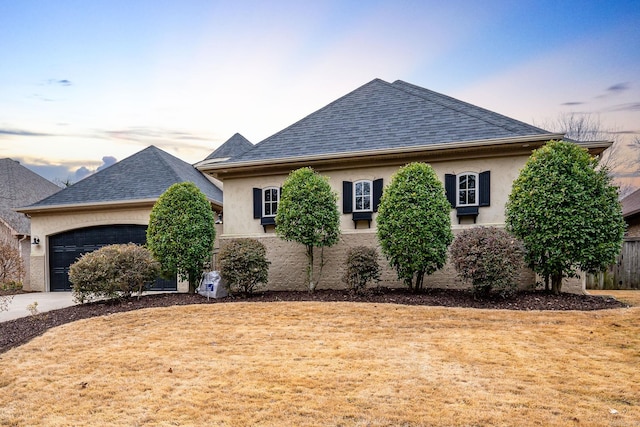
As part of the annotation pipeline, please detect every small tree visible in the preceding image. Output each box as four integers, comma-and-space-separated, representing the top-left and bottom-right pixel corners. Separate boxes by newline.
505, 140, 625, 294
69, 243, 160, 303
0, 238, 25, 287
219, 239, 270, 295
450, 227, 525, 298
147, 182, 216, 293
342, 246, 381, 294
377, 162, 453, 293
275, 167, 340, 291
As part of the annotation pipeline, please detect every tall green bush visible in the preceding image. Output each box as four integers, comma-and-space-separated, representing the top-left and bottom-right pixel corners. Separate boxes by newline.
147, 182, 216, 293
69, 243, 160, 303
275, 167, 340, 291
505, 140, 625, 294
219, 239, 270, 295
377, 162, 453, 292
449, 227, 525, 297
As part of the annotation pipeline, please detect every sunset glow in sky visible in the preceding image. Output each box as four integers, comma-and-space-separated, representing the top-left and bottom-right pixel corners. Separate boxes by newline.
1, 1, 639, 188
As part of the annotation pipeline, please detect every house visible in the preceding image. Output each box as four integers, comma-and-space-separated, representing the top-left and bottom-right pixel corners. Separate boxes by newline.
0, 158, 61, 288
196, 78, 611, 293
622, 188, 640, 238
17, 146, 223, 292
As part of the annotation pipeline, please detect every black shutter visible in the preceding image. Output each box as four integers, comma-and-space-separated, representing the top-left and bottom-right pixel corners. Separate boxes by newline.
479, 171, 490, 207
373, 178, 383, 212
252, 188, 262, 219
343, 181, 353, 213
445, 174, 456, 208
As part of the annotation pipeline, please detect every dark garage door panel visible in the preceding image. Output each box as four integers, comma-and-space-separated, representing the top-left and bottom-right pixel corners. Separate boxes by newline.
49, 224, 177, 292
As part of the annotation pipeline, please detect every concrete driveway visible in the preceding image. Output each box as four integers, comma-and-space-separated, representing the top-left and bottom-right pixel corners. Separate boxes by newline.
0, 292, 77, 322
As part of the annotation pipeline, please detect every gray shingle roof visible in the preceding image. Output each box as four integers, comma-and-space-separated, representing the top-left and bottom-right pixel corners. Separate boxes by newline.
26, 146, 222, 209
223, 78, 552, 164
0, 158, 61, 234
204, 133, 253, 161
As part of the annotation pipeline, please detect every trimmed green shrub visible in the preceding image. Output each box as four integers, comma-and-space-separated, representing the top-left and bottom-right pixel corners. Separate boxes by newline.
342, 246, 381, 294
147, 182, 216, 293
450, 227, 525, 298
377, 162, 453, 292
219, 239, 270, 295
276, 167, 340, 291
505, 140, 625, 294
69, 243, 161, 303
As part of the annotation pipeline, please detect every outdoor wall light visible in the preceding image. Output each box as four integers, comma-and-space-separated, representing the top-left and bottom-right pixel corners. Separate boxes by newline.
32, 236, 40, 245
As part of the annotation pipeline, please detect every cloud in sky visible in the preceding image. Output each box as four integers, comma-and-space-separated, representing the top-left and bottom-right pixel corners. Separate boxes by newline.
0, 128, 52, 137
47, 79, 72, 86
607, 82, 630, 93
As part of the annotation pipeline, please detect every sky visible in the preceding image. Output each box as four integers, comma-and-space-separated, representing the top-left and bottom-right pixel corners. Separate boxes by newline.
1, 0, 639, 190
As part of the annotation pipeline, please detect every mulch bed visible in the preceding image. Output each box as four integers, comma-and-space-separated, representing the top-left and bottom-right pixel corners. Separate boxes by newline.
0, 288, 628, 355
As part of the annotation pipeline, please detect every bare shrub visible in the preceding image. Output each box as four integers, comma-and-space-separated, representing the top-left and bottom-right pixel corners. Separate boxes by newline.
0, 238, 25, 287
69, 243, 160, 303
219, 239, 270, 295
342, 246, 381, 294
450, 227, 525, 298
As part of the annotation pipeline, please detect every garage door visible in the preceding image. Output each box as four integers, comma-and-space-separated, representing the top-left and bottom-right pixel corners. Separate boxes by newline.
49, 224, 177, 292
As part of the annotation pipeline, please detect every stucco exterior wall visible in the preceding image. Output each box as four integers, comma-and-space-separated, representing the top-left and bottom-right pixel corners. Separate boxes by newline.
223, 155, 531, 237
219, 155, 543, 293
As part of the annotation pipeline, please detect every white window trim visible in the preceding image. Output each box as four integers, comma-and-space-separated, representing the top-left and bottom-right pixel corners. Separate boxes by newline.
456, 172, 479, 207
353, 180, 373, 212
262, 187, 280, 217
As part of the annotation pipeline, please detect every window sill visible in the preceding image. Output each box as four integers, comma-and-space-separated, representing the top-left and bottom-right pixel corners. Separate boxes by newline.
260, 216, 276, 232
456, 206, 479, 224
352, 211, 372, 228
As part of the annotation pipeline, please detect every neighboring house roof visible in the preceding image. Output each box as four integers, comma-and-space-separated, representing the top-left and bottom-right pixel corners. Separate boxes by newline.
622, 188, 640, 219
0, 158, 61, 235
19, 146, 223, 213
198, 78, 559, 170
204, 133, 253, 162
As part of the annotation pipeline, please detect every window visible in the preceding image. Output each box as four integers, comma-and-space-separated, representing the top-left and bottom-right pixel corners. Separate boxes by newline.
253, 186, 281, 231
263, 187, 279, 217
343, 179, 383, 228
445, 172, 490, 223
457, 173, 478, 207
354, 180, 372, 212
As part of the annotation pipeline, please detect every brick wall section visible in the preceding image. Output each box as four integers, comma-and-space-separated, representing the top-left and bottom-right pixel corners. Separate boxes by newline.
220, 228, 538, 292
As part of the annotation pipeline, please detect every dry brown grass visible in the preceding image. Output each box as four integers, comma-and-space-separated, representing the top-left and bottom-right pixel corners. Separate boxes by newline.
1, 301, 639, 426
588, 289, 640, 306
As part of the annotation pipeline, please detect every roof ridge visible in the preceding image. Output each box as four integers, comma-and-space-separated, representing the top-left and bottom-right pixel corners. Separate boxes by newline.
391, 80, 550, 135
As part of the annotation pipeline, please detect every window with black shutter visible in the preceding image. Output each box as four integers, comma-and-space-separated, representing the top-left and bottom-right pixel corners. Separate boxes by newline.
444, 171, 490, 223
342, 179, 383, 228
253, 187, 281, 232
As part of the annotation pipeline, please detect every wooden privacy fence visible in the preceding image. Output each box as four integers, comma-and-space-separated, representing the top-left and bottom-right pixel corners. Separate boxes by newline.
586, 238, 640, 290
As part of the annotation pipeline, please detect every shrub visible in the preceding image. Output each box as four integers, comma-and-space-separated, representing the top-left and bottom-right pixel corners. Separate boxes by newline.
505, 140, 625, 294
147, 182, 216, 293
0, 238, 25, 287
342, 246, 381, 294
449, 227, 525, 298
219, 239, 270, 295
69, 243, 161, 303
0, 294, 13, 312
276, 167, 340, 291
377, 162, 453, 292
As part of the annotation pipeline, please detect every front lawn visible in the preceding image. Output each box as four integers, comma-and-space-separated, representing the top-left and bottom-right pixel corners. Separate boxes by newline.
1, 300, 638, 426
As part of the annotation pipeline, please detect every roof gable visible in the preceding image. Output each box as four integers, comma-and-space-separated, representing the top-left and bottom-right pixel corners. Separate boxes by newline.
0, 158, 61, 234
26, 146, 222, 209
204, 133, 253, 161
220, 78, 553, 165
